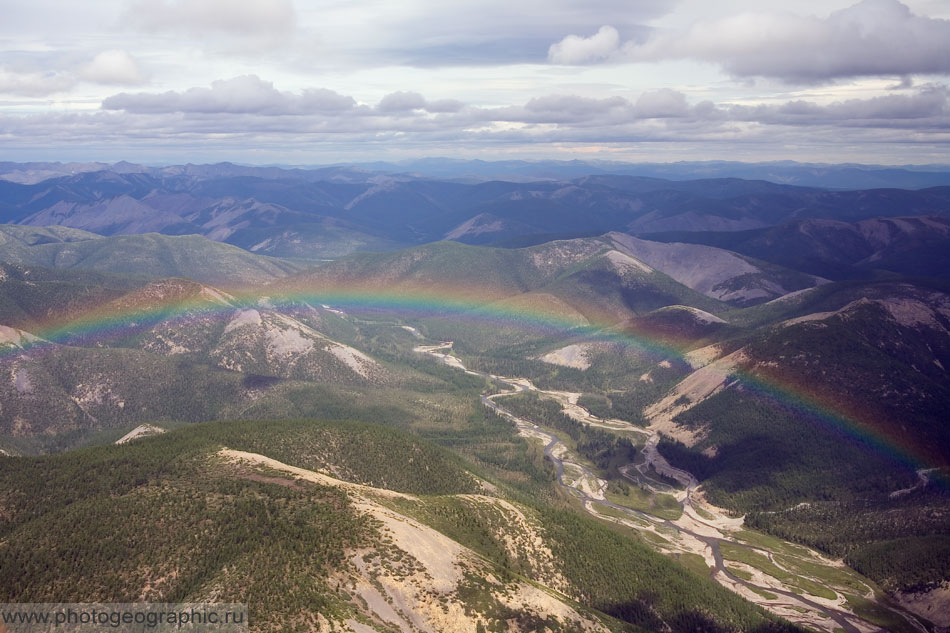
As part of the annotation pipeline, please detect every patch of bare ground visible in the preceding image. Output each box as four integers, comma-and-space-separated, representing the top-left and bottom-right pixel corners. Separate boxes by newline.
218, 449, 609, 633
115, 423, 166, 444
683, 344, 722, 370
895, 582, 950, 628
644, 349, 747, 447
538, 343, 594, 369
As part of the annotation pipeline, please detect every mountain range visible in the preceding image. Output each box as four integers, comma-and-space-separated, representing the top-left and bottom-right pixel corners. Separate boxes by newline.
0, 160, 947, 633
1, 162, 949, 266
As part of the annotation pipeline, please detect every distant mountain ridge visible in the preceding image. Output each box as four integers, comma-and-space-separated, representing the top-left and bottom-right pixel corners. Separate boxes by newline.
5, 158, 950, 189
2, 162, 950, 260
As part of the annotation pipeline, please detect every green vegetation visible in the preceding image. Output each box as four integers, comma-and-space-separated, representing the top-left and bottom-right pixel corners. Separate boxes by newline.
718, 543, 837, 601
0, 229, 305, 286
750, 492, 950, 593
606, 480, 683, 521
843, 594, 921, 633
732, 529, 813, 558
658, 388, 919, 513
206, 418, 481, 495
0, 262, 145, 329
495, 392, 636, 476
578, 392, 650, 427
673, 553, 710, 578
0, 416, 806, 633
0, 422, 372, 631
539, 508, 800, 633
655, 287, 950, 596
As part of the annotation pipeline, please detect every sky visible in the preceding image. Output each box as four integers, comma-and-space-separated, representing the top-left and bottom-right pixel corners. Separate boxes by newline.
1, 0, 949, 165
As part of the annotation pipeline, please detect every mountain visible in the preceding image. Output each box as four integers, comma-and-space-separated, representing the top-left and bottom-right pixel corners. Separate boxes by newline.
2, 161, 949, 632
7, 158, 949, 189
0, 171, 396, 259
0, 226, 306, 286
3, 164, 950, 261
0, 261, 144, 329
604, 233, 827, 306
0, 273, 397, 450
278, 236, 735, 353
643, 216, 950, 280
107, 278, 385, 382
355, 158, 950, 190
639, 280, 950, 595
0, 418, 801, 633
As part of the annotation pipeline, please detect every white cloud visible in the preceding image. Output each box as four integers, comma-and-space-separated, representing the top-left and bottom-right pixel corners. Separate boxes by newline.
545, 0, 950, 82
548, 26, 620, 64
98, 78, 950, 130
80, 50, 146, 85
103, 75, 356, 114
0, 69, 75, 97
3, 82, 949, 163
634, 89, 691, 118
376, 91, 465, 113
376, 91, 428, 112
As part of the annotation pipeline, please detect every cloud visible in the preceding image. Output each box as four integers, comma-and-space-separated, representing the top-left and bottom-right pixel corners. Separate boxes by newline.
634, 89, 691, 118
125, 0, 294, 40
376, 91, 427, 112
355, 0, 663, 66
376, 91, 465, 114
0, 69, 75, 97
731, 84, 950, 126
548, 26, 620, 64
101, 77, 950, 131
103, 75, 356, 114
105, 80, 468, 117
4, 78, 944, 162
553, 0, 950, 82
80, 50, 146, 85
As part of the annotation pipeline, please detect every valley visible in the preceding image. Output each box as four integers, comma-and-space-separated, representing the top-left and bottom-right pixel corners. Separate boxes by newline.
0, 160, 948, 633
413, 337, 926, 633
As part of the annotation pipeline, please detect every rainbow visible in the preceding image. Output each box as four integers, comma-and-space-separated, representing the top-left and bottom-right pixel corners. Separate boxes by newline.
0, 277, 944, 477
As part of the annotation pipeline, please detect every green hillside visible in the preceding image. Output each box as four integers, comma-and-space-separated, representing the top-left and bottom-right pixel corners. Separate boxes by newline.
0, 418, 799, 633
0, 227, 306, 286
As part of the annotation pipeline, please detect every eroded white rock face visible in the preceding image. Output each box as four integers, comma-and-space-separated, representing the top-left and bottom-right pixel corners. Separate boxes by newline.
604, 250, 653, 274
223, 309, 263, 334
0, 325, 41, 348
215, 308, 384, 381
538, 343, 594, 370
645, 349, 748, 447
115, 424, 166, 445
